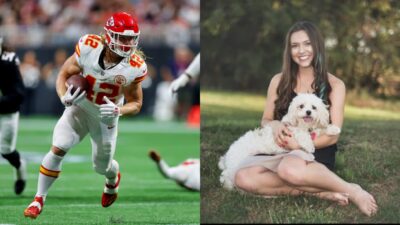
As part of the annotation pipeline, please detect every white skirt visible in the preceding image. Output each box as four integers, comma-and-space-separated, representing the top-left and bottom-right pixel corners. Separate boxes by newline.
235, 149, 315, 174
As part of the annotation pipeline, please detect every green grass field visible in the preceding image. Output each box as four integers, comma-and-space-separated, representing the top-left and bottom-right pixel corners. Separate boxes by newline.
0, 117, 200, 225
201, 90, 400, 223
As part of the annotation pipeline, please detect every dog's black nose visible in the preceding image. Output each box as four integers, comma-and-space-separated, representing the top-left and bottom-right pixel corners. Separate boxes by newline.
306, 110, 311, 116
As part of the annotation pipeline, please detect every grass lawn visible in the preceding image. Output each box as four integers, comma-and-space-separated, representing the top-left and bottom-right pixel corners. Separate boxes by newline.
0, 117, 200, 225
201, 90, 400, 223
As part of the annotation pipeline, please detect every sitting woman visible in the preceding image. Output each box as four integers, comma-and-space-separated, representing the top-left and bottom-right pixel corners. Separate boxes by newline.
234, 21, 378, 217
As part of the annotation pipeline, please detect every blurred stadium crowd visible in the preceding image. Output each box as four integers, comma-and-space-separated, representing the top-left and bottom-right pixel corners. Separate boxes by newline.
0, 0, 199, 47
0, 0, 200, 124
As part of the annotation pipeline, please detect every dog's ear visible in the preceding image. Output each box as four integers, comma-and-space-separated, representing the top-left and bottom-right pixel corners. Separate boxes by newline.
316, 105, 330, 128
282, 100, 299, 126
282, 112, 297, 126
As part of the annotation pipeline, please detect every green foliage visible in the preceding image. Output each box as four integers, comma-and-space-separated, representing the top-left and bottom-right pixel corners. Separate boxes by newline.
202, 0, 400, 97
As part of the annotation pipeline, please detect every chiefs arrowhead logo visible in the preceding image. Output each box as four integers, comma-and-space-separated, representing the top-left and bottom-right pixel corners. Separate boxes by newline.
107, 17, 114, 26
114, 75, 126, 85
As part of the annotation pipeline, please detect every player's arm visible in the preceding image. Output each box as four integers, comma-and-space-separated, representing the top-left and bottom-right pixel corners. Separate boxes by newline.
184, 53, 200, 79
55, 54, 82, 99
120, 81, 143, 116
313, 76, 346, 149
119, 58, 147, 116
170, 53, 200, 93
101, 58, 146, 119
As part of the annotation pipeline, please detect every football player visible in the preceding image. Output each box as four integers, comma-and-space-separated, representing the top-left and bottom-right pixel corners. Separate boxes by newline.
0, 37, 27, 195
24, 12, 147, 219
169, 53, 200, 93
149, 150, 200, 191
167, 53, 200, 188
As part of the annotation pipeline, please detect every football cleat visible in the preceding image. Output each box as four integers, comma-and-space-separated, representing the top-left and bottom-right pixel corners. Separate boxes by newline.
149, 150, 161, 162
15, 180, 26, 195
24, 196, 44, 219
148, 150, 170, 179
102, 172, 121, 207
15, 159, 27, 195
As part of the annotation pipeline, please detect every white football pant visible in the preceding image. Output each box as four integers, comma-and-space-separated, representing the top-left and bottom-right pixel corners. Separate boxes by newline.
52, 105, 118, 175
159, 159, 200, 191
0, 112, 19, 154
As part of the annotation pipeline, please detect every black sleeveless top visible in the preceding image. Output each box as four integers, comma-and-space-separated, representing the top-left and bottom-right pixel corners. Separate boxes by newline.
278, 90, 338, 171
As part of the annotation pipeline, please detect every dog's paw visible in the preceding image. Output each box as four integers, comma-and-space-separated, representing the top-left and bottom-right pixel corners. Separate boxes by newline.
299, 141, 315, 154
302, 147, 315, 154
326, 125, 341, 135
218, 156, 226, 170
220, 172, 234, 190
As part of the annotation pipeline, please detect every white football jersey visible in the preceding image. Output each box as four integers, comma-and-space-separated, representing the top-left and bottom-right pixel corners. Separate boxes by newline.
74, 34, 147, 117
168, 158, 200, 191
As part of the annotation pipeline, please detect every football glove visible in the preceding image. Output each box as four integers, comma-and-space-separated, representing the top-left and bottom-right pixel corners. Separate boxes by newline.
170, 73, 191, 93
61, 85, 86, 107
100, 96, 121, 126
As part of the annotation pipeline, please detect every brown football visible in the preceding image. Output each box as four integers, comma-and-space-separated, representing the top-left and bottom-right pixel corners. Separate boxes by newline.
66, 74, 89, 94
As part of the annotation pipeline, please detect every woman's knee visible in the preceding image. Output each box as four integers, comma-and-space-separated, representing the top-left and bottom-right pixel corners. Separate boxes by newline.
276, 159, 306, 186
234, 169, 254, 191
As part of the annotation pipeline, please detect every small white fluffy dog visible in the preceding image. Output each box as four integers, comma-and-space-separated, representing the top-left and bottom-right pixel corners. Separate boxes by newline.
218, 93, 341, 189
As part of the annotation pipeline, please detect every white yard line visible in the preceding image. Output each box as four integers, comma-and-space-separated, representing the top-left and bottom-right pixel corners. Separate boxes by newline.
0, 201, 199, 208
19, 118, 200, 134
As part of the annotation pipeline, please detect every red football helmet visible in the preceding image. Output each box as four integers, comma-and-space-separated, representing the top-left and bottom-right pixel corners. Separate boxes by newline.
104, 12, 140, 57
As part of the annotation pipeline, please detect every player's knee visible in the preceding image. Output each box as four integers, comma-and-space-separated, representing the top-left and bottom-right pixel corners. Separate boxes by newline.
1, 150, 21, 168
93, 163, 106, 175
93, 163, 108, 175
51, 146, 67, 157
101, 141, 113, 151
0, 145, 12, 155
52, 135, 73, 153
93, 166, 106, 175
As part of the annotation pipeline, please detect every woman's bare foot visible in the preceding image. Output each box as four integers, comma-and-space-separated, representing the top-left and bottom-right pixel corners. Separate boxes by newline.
348, 183, 378, 216
310, 191, 349, 206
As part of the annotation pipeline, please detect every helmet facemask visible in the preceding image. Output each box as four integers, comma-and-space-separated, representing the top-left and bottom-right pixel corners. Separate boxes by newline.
105, 28, 140, 58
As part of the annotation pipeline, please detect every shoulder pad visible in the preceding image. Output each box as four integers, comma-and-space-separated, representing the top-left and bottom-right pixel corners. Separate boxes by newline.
129, 53, 145, 69
1, 51, 19, 66
75, 34, 103, 58
133, 62, 148, 83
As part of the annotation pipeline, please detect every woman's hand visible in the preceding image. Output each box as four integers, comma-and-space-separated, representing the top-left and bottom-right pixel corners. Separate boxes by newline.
269, 121, 292, 148
282, 135, 301, 150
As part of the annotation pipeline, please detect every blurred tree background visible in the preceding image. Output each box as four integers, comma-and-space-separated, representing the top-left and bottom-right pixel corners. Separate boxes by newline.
201, 0, 400, 99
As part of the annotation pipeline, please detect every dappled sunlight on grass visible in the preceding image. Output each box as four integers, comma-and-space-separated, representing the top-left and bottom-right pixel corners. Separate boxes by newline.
201, 91, 266, 113
346, 90, 400, 113
345, 105, 400, 120
202, 90, 400, 121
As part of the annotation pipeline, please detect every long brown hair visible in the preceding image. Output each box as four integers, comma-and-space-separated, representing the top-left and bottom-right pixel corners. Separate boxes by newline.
274, 21, 331, 120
